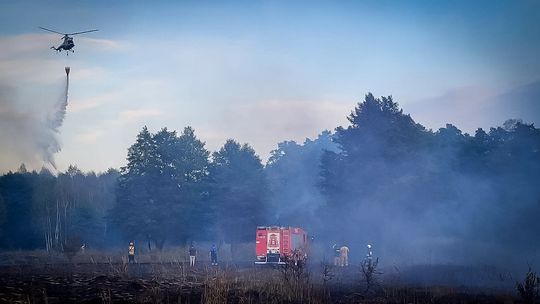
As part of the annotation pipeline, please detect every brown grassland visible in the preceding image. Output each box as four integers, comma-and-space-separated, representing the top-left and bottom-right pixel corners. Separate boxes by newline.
0, 250, 528, 304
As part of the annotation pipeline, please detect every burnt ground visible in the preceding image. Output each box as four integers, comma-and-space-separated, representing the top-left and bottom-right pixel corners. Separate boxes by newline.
0, 260, 523, 303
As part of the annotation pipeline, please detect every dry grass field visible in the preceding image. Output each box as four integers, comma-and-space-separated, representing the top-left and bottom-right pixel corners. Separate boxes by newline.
0, 249, 527, 304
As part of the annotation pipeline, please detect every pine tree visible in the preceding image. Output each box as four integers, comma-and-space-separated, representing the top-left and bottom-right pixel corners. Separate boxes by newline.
111, 126, 210, 249
210, 139, 268, 245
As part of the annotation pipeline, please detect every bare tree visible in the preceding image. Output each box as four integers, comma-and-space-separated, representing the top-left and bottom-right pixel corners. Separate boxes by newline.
361, 257, 382, 293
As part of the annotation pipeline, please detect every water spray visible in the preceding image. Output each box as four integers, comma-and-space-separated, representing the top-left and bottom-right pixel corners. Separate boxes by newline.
50, 66, 69, 130
44, 67, 70, 169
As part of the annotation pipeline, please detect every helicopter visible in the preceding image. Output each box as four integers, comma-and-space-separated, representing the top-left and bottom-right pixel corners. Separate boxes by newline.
39, 27, 99, 54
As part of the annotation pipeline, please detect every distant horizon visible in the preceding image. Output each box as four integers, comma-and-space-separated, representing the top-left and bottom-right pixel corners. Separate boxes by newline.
1, 90, 536, 175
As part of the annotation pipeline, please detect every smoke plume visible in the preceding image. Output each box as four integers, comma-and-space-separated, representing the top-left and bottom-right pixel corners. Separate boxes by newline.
0, 68, 69, 172
266, 95, 540, 287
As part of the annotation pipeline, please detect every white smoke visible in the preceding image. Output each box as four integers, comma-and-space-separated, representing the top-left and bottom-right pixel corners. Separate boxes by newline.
0, 69, 69, 172
43, 68, 69, 168
49, 69, 69, 132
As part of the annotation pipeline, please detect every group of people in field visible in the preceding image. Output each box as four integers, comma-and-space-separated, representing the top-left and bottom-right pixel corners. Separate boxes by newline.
127, 241, 218, 266
126, 241, 371, 267
188, 243, 219, 266
332, 243, 373, 267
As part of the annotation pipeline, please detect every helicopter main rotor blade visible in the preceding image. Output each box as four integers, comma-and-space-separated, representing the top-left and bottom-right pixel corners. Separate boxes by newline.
39, 27, 66, 35
68, 29, 99, 35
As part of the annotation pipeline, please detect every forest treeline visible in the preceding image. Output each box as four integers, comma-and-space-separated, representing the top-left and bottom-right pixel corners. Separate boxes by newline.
0, 93, 539, 264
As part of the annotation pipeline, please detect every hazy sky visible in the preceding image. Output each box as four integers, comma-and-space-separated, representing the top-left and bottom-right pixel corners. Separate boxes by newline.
1, 0, 539, 173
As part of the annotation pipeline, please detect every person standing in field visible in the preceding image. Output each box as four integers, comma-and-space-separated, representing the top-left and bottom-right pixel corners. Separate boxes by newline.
340, 245, 349, 266
189, 242, 197, 266
365, 244, 374, 267
333, 244, 341, 266
128, 241, 135, 263
210, 244, 218, 266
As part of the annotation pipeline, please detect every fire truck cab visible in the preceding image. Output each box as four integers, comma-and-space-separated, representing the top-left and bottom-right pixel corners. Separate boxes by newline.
255, 226, 308, 264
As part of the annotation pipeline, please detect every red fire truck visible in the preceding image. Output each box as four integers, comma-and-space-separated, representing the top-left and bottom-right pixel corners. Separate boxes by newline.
255, 226, 309, 264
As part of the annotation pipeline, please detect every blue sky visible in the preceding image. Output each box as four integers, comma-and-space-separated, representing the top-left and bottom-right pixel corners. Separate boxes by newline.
1, 1, 539, 172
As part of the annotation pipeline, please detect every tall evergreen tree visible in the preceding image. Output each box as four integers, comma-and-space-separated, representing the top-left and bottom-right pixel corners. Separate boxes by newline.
0, 170, 40, 249
111, 126, 210, 249
319, 93, 430, 243
210, 140, 268, 245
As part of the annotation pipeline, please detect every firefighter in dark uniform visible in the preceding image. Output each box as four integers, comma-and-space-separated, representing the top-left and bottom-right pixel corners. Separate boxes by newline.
366, 244, 373, 267
333, 244, 341, 266
210, 244, 218, 266
189, 242, 197, 266
128, 241, 135, 263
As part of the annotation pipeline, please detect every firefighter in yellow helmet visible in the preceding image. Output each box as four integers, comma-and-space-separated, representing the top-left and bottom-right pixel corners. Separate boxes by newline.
128, 241, 135, 263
